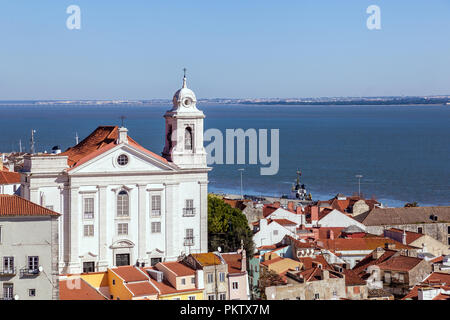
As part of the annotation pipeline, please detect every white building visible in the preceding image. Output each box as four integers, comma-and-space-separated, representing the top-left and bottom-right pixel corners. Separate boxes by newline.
20, 74, 210, 274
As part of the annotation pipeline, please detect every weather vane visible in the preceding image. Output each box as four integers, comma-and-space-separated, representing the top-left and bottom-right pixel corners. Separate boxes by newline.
120, 115, 126, 127
183, 67, 187, 78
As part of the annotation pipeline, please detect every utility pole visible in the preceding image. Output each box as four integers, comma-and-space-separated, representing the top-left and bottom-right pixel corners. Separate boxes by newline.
238, 168, 244, 200
355, 174, 363, 197
75, 132, 79, 145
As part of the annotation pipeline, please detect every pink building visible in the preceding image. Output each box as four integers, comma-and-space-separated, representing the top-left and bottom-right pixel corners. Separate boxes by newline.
221, 249, 250, 300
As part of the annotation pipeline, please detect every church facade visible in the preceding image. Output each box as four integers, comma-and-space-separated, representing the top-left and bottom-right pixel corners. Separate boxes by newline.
20, 75, 210, 274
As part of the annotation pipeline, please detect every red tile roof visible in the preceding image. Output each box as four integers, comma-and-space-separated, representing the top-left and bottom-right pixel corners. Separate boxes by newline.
298, 256, 332, 271
269, 218, 297, 226
342, 269, 366, 286
0, 171, 20, 185
0, 195, 60, 216
352, 249, 398, 275
386, 228, 424, 244
260, 256, 284, 267
157, 261, 196, 277
59, 279, 107, 300
110, 266, 149, 282
125, 281, 159, 297
317, 237, 414, 252
377, 255, 424, 272
221, 253, 243, 274
402, 272, 450, 300
191, 253, 222, 266
59, 126, 168, 170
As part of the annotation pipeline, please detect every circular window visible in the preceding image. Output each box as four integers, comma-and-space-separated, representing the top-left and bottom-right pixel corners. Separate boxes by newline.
117, 154, 129, 166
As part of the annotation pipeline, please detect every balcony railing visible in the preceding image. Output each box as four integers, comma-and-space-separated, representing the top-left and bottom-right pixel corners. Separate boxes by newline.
184, 237, 195, 246
0, 267, 16, 276
183, 208, 196, 217
20, 268, 40, 278
0, 295, 14, 301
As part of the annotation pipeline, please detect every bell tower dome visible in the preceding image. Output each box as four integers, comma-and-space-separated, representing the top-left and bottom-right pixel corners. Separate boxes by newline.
162, 70, 207, 169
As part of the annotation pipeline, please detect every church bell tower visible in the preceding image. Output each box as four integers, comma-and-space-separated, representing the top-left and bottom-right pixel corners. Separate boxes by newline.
162, 70, 207, 169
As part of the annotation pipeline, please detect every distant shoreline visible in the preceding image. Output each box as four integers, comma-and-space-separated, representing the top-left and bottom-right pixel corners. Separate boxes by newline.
0, 97, 448, 107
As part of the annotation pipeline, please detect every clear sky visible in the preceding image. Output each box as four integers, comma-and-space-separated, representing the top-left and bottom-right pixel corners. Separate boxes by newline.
0, 0, 449, 100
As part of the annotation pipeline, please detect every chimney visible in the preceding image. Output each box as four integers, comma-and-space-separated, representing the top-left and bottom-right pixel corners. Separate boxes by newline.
287, 201, 294, 212
385, 243, 396, 250
311, 206, 319, 225
296, 206, 303, 214
322, 269, 329, 280
273, 201, 280, 208
402, 230, 407, 245
117, 127, 128, 144
372, 247, 385, 260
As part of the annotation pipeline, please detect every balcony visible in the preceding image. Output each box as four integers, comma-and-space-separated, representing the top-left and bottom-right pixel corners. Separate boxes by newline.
184, 237, 195, 246
183, 208, 196, 217
20, 268, 40, 278
0, 267, 16, 276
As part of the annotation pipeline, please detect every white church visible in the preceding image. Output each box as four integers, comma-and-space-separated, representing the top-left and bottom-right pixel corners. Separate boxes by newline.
20, 74, 210, 274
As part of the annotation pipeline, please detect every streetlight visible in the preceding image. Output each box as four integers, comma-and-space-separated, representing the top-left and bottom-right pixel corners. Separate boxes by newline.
238, 168, 244, 200
355, 175, 363, 197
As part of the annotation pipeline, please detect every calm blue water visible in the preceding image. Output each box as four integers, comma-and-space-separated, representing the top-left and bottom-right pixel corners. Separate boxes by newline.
0, 103, 448, 207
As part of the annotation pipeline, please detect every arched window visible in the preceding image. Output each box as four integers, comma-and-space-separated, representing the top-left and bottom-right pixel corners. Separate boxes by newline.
185, 127, 193, 150
117, 190, 129, 217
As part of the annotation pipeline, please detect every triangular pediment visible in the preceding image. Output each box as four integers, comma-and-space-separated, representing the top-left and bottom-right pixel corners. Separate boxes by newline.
68, 143, 176, 175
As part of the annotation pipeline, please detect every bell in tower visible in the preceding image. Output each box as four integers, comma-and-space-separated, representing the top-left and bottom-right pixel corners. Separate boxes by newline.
162, 70, 207, 169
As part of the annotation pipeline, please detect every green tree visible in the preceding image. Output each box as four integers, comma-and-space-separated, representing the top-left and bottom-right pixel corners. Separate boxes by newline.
208, 194, 254, 257
257, 268, 285, 300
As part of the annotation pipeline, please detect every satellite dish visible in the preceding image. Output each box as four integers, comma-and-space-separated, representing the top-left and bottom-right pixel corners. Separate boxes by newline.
38, 266, 43, 272
14, 295, 19, 300
218, 247, 222, 252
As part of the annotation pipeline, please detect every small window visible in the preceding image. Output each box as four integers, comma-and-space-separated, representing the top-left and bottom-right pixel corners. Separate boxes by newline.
83, 262, 95, 273
207, 273, 214, 283
172, 297, 181, 300
314, 293, 320, 300
117, 191, 129, 217
208, 294, 215, 300
448, 226, 450, 234
83, 225, 94, 237
448, 237, 450, 245
112, 280, 115, 285
219, 272, 225, 282
232, 282, 239, 290
273, 230, 279, 236
188, 296, 196, 300
151, 222, 161, 233
417, 227, 423, 234
151, 258, 162, 266
219, 293, 226, 300
185, 127, 193, 150
191, 277, 195, 284
29, 289, 36, 297
83, 198, 94, 219
117, 154, 129, 166
118, 223, 128, 235
181, 278, 186, 285
28, 256, 39, 272
151, 195, 161, 216
46, 205, 54, 211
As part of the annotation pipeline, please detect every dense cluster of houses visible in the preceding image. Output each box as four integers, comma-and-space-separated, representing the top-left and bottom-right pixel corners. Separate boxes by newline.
225, 194, 450, 300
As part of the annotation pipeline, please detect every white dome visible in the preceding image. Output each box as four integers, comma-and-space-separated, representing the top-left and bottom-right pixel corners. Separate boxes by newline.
172, 76, 197, 108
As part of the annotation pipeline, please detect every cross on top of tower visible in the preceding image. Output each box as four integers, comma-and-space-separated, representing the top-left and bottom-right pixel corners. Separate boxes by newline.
120, 115, 126, 127
182, 68, 187, 88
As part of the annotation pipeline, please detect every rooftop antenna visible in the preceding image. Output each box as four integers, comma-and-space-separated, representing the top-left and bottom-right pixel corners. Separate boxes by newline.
75, 132, 79, 145
19, 139, 22, 153
355, 174, 363, 197
30, 129, 36, 154
120, 115, 126, 128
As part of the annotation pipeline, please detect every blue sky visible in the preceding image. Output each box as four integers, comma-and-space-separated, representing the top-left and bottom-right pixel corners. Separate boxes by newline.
0, 0, 449, 99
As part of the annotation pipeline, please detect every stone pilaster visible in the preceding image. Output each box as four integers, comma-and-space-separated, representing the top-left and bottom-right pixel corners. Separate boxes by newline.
199, 181, 209, 253
97, 186, 108, 271
68, 186, 80, 273
164, 182, 179, 260
137, 184, 148, 264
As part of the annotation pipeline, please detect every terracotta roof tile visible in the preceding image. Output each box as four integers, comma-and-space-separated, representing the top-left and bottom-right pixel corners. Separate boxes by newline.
59, 279, 107, 300
357, 206, 450, 225
0, 171, 20, 185
125, 281, 158, 297
0, 195, 59, 216
191, 253, 222, 266
59, 126, 168, 170
386, 228, 424, 244
342, 269, 366, 286
221, 253, 243, 274
110, 266, 149, 282
157, 261, 196, 277
377, 255, 424, 272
